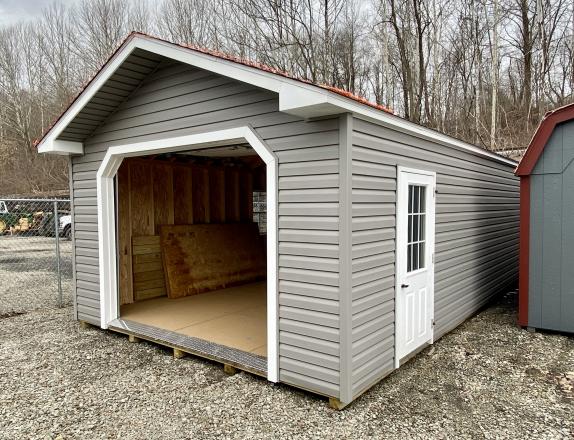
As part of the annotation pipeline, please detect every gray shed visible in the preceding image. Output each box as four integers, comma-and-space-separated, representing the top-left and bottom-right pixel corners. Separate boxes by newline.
37, 33, 519, 408
516, 103, 574, 334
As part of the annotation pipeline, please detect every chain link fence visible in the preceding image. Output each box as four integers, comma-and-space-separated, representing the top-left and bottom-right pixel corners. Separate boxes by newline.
0, 198, 73, 316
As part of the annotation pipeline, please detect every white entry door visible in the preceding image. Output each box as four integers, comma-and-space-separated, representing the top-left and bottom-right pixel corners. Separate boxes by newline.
395, 167, 436, 367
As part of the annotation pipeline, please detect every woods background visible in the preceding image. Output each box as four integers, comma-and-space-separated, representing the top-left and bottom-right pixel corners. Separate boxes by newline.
1, 0, 573, 195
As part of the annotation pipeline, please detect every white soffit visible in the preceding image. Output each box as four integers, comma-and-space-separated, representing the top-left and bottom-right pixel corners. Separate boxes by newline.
37, 34, 516, 167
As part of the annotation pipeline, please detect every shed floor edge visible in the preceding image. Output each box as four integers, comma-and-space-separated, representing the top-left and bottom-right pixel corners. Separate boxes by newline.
108, 318, 268, 377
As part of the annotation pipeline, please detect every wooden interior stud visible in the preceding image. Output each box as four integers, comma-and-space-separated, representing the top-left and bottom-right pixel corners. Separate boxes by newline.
128, 335, 140, 343
153, 164, 175, 231
210, 167, 226, 223
117, 162, 133, 305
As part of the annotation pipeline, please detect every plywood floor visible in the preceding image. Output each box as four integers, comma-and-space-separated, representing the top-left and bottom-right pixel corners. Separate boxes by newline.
120, 281, 267, 356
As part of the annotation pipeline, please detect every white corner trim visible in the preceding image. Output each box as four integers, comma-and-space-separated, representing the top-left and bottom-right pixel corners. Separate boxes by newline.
96, 126, 279, 383
38, 34, 516, 168
38, 139, 84, 155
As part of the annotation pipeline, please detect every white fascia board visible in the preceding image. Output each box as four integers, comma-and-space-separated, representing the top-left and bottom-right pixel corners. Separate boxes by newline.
38, 139, 84, 155
137, 38, 285, 94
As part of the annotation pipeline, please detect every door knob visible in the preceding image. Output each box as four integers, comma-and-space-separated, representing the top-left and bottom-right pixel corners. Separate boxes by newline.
401, 284, 409, 288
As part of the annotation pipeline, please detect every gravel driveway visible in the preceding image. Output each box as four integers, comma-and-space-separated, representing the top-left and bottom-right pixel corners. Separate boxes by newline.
1, 286, 573, 439
0, 236, 72, 314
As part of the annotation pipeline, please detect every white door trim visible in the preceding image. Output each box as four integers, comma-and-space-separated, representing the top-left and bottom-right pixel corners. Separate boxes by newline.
394, 166, 436, 369
96, 126, 279, 382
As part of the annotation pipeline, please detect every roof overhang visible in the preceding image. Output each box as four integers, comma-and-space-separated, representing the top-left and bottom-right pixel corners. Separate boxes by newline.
515, 102, 574, 176
36, 33, 516, 167
39, 139, 83, 155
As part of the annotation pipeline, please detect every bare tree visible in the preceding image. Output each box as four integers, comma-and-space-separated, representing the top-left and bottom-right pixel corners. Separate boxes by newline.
72, 0, 130, 72
2, 0, 574, 194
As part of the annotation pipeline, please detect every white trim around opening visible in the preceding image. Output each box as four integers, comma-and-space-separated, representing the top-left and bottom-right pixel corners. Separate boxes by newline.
96, 126, 279, 382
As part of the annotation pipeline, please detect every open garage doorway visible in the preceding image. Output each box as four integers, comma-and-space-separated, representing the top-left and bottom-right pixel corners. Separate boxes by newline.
96, 129, 278, 379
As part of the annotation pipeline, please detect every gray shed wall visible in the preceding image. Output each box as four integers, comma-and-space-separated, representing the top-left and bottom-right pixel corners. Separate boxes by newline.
529, 121, 574, 333
349, 117, 519, 399
69, 60, 343, 398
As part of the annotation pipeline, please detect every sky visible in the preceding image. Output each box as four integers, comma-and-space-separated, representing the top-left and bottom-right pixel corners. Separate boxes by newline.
0, 0, 76, 28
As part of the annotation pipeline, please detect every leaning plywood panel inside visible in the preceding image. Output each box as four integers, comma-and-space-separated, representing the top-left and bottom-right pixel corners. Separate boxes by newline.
69, 56, 342, 398
350, 116, 519, 399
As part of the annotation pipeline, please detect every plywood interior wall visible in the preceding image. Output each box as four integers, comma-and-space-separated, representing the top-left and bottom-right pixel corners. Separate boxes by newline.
117, 155, 266, 305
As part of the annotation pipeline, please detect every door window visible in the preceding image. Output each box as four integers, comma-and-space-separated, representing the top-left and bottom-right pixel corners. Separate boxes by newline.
407, 185, 426, 272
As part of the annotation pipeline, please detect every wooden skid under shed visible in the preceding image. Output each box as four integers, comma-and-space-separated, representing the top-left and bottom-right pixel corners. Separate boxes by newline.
108, 318, 268, 377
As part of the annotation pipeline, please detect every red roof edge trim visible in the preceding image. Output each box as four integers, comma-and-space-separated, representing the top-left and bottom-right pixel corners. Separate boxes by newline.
516, 102, 574, 176
34, 31, 393, 149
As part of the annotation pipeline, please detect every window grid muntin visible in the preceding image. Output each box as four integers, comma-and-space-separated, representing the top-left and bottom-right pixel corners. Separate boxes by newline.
407, 184, 426, 272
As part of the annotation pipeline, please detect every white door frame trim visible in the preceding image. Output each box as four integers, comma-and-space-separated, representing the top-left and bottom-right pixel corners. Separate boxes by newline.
96, 126, 279, 382
394, 166, 436, 369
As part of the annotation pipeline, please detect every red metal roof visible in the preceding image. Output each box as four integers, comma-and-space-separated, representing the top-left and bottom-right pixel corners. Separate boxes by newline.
34, 32, 393, 147
515, 102, 574, 176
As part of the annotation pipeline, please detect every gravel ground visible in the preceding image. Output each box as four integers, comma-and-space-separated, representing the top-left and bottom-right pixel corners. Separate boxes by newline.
1, 286, 573, 439
0, 236, 72, 314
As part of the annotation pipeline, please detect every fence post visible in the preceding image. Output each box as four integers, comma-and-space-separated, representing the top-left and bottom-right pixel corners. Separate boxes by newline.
54, 200, 63, 307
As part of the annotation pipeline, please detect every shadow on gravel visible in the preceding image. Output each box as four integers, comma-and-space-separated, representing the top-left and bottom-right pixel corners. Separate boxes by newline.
0, 311, 26, 319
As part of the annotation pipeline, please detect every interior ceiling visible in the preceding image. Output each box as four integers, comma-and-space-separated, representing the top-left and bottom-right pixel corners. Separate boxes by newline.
137, 143, 264, 168
176, 144, 256, 158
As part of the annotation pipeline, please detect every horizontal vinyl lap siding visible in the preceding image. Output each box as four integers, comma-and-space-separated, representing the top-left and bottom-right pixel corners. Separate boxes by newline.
350, 117, 519, 398
277, 140, 342, 396
70, 61, 341, 397
350, 146, 396, 397
71, 167, 100, 324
